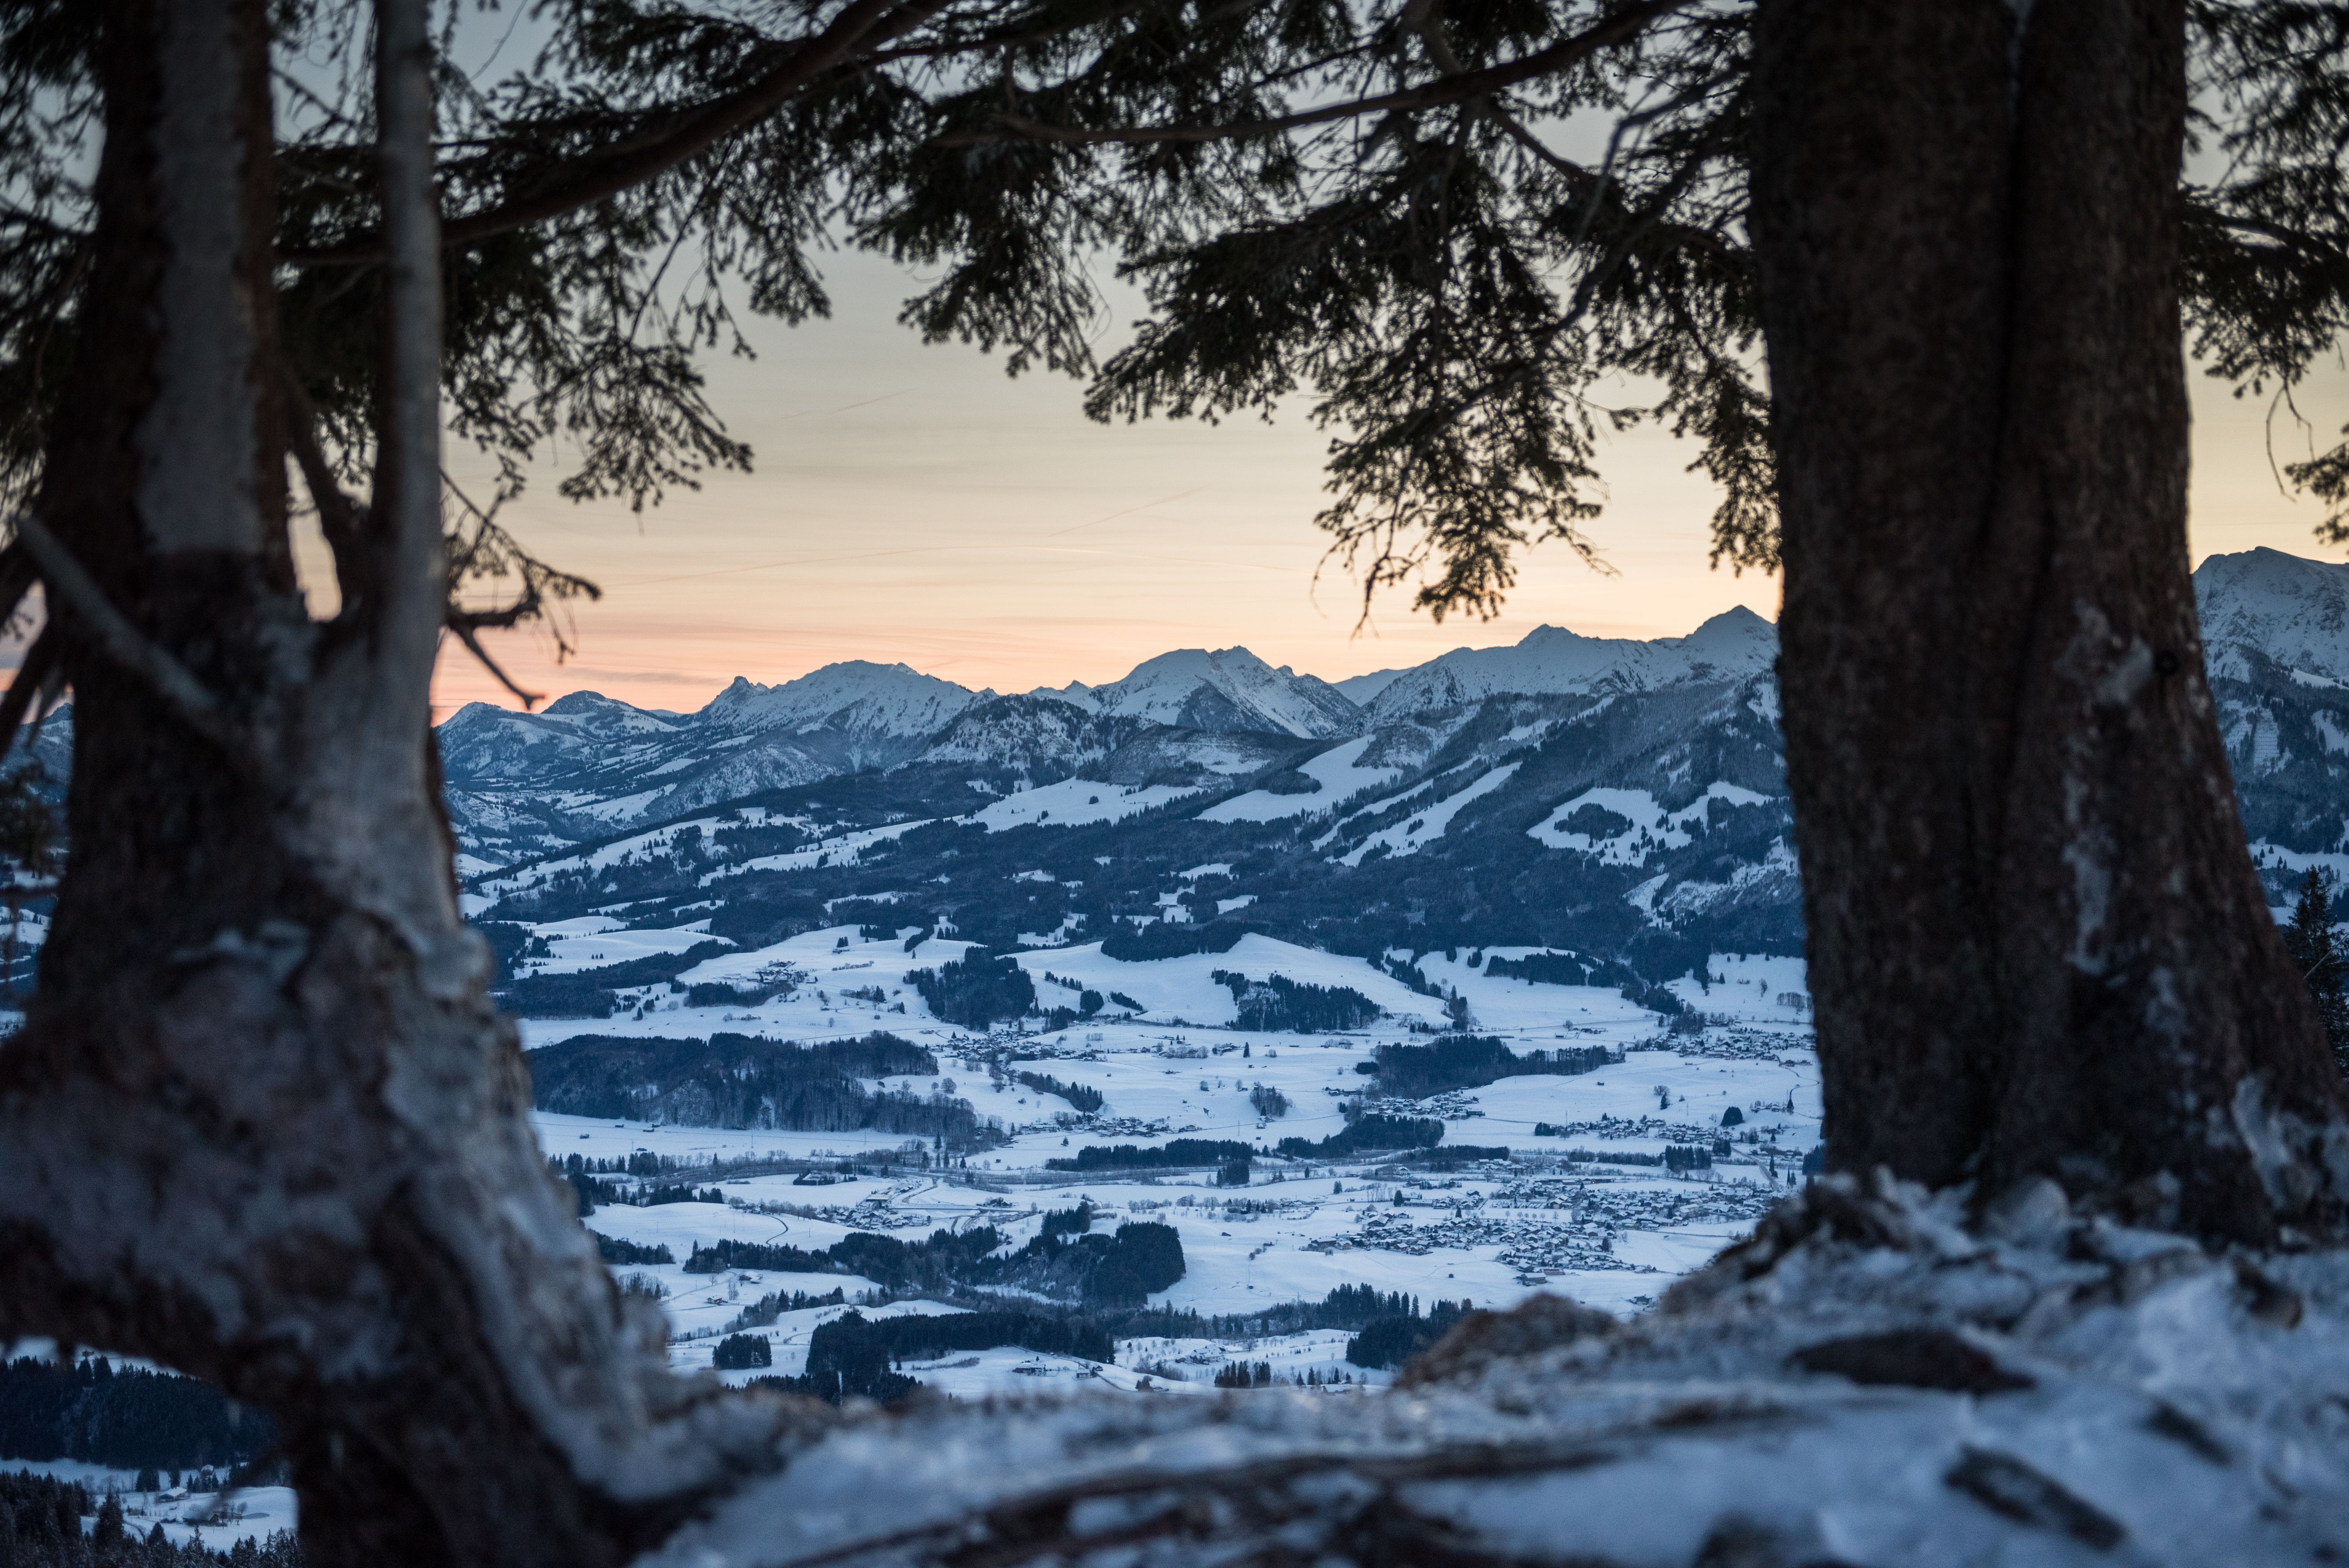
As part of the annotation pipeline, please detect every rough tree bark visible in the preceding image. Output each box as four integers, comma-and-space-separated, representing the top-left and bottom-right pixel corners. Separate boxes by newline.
1749, 0, 2349, 1242
0, 2, 785, 1563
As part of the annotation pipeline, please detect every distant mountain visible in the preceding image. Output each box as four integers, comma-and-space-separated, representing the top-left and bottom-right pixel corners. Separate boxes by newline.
435, 703, 616, 780
15, 555, 2337, 1005
1363, 608, 1778, 719
1330, 666, 1413, 705
2192, 549, 2349, 885
1040, 648, 1362, 739
431, 550, 2348, 985
698, 661, 987, 738
2196, 547, 2349, 683
912, 696, 1154, 779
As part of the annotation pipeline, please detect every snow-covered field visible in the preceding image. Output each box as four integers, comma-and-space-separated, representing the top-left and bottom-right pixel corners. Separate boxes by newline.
518, 923, 1823, 1395
0, 1459, 298, 1552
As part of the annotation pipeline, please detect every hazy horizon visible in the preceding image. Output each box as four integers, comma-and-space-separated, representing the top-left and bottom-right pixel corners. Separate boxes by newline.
418, 246, 2349, 723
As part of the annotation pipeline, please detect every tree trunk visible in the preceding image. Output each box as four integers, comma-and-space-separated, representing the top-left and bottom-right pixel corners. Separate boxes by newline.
0, 4, 786, 1562
1749, 0, 2349, 1242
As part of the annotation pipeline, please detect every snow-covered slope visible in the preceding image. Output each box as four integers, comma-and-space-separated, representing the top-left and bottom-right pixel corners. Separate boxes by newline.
435, 702, 612, 779
911, 696, 1149, 779
1330, 666, 1413, 705
1364, 607, 1779, 719
540, 690, 687, 739
2195, 546, 2349, 681
1045, 649, 1361, 738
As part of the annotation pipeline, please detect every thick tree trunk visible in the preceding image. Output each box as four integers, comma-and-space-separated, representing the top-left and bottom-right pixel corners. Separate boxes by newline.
0, 4, 788, 1563
1750, 0, 2349, 1242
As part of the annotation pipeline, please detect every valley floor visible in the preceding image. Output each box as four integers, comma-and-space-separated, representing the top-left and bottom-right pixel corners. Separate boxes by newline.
529, 925, 1822, 1396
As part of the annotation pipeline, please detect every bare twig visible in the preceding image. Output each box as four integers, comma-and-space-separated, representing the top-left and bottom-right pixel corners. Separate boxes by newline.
445, 618, 544, 708
8, 515, 239, 754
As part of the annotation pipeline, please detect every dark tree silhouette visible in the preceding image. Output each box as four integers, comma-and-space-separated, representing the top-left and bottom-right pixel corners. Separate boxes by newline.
2285, 869, 2349, 1074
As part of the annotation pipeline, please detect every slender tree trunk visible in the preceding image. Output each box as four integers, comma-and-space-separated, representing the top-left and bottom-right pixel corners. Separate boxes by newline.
1750, 0, 2349, 1242
0, 4, 784, 1562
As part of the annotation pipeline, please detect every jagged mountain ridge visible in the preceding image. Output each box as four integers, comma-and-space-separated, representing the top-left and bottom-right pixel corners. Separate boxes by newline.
1360, 607, 1779, 721
446, 549, 2346, 994
1034, 647, 1363, 738
437, 609, 1804, 864
437, 555, 2347, 893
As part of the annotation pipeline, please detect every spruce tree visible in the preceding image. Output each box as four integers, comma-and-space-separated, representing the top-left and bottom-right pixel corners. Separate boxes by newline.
2286, 870, 2349, 1076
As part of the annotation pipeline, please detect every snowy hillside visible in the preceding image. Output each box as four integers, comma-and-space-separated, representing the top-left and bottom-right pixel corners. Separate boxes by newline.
2188, 549, 2349, 893
430, 548, 2349, 1044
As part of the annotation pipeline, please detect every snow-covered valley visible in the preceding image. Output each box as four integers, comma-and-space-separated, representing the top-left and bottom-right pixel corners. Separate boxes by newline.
504, 923, 1821, 1392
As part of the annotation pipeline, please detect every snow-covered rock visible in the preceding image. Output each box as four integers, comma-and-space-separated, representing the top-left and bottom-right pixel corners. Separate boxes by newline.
911, 696, 1149, 778
435, 702, 611, 780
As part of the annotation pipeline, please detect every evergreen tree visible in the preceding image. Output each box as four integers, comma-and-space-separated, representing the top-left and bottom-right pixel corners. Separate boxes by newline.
2285, 870, 2349, 1075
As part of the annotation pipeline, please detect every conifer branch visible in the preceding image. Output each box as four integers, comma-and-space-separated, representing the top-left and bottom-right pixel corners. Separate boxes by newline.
937, 0, 1693, 147
285, 0, 957, 266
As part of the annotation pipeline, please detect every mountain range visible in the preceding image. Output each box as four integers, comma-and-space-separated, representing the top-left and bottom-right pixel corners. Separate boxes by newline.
436, 606, 1783, 867
439, 548, 2349, 992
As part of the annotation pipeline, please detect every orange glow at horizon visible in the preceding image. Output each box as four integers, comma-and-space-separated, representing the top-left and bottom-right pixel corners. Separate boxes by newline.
421, 250, 2349, 723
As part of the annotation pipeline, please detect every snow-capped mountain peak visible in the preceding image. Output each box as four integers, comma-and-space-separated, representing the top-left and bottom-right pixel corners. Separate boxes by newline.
1044, 647, 1362, 738
695, 661, 986, 738
2194, 546, 2349, 682
540, 690, 686, 739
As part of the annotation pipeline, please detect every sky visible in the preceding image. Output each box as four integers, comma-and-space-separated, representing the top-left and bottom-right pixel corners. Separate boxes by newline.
413, 245, 2349, 722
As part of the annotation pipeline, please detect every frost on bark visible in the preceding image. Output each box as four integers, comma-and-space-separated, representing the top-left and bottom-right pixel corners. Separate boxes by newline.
1748, 0, 2349, 1242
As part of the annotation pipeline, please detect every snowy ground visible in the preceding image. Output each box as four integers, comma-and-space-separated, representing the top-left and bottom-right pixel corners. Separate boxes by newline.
639, 1175, 2349, 1568
0, 1460, 298, 1552
0, 934, 1819, 1550
517, 924, 1822, 1395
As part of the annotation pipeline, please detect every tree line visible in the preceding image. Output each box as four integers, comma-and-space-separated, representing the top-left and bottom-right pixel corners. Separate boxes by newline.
0, 1360, 273, 1475
1210, 972, 1383, 1033
1012, 1071, 1103, 1114
905, 951, 1036, 1029
1274, 1115, 1447, 1160
1363, 1035, 1618, 1099
494, 941, 735, 1019
1344, 1300, 1476, 1371
681, 1217, 1184, 1310
526, 1032, 1000, 1150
